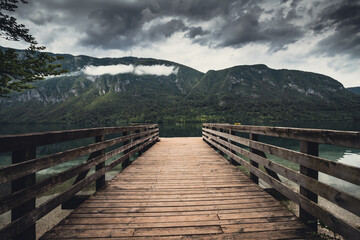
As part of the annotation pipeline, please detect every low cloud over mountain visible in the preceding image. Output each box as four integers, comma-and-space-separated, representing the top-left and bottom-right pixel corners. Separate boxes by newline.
82, 64, 178, 76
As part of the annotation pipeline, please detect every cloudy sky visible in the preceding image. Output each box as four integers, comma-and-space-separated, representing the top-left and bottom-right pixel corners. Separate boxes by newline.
1, 0, 359, 87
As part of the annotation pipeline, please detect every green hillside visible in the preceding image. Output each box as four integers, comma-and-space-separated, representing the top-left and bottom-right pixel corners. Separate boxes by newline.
182, 65, 360, 122
0, 51, 359, 124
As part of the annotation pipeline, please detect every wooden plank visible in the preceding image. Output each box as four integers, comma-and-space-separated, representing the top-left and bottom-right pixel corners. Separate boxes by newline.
46, 229, 315, 240
221, 221, 306, 233
41, 229, 316, 240
133, 226, 223, 237
74, 202, 282, 214
43, 226, 223, 238
63, 214, 219, 224
79, 197, 273, 208
70, 207, 287, 218
203, 123, 360, 148
49, 217, 299, 229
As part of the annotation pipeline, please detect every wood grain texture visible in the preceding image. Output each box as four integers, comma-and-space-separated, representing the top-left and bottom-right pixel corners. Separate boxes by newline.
41, 137, 313, 239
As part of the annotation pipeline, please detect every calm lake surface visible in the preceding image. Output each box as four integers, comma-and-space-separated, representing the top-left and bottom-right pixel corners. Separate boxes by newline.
0, 121, 359, 198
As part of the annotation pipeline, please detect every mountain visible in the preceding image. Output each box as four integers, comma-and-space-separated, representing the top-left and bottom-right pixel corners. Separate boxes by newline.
0, 53, 203, 123
182, 65, 360, 122
347, 87, 360, 95
0, 50, 359, 124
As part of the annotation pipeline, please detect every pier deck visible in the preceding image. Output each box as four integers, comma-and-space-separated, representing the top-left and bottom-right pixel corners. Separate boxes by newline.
41, 137, 315, 239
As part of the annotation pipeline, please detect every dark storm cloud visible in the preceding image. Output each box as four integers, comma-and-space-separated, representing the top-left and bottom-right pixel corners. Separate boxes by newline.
312, 0, 360, 58
76, 0, 240, 50
148, 19, 188, 39
10, 0, 360, 58
185, 27, 208, 39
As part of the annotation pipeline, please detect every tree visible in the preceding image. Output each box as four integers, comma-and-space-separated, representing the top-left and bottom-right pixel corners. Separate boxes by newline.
0, 0, 66, 97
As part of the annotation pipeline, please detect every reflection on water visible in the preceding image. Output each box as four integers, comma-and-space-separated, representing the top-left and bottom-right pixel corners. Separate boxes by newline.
0, 121, 359, 197
319, 151, 360, 198
338, 151, 360, 168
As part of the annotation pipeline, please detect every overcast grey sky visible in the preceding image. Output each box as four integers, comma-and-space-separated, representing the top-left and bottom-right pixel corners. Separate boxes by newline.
1, 0, 359, 87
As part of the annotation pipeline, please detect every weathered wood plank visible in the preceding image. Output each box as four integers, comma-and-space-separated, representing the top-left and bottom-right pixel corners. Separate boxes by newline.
70, 207, 287, 218
40, 137, 312, 239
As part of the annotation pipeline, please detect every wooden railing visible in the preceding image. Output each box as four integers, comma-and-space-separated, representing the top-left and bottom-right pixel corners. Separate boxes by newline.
0, 124, 159, 240
202, 123, 360, 240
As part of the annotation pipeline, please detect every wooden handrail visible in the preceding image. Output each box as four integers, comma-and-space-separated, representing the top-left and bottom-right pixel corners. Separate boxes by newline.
0, 128, 158, 184
0, 124, 157, 153
0, 124, 159, 240
202, 123, 360, 240
203, 123, 360, 148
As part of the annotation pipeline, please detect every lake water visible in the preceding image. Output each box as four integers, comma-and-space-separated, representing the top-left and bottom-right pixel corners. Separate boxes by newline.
0, 121, 359, 199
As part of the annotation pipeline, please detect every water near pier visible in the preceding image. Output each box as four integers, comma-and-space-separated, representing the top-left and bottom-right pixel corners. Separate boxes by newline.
0, 121, 359, 198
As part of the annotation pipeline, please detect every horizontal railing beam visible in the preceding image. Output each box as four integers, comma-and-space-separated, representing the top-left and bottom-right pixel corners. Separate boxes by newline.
0, 132, 158, 215
203, 123, 360, 148
0, 128, 158, 184
202, 131, 360, 216
203, 128, 360, 186
0, 124, 157, 153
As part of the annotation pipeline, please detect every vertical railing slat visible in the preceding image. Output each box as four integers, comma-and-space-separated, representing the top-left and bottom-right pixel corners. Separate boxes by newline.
122, 131, 131, 170
95, 134, 106, 191
299, 140, 319, 232
249, 133, 260, 184
11, 147, 36, 240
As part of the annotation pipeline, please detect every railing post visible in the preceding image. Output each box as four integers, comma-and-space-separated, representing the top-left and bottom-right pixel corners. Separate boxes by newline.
95, 134, 106, 191
300, 140, 319, 232
249, 133, 259, 184
135, 129, 143, 156
218, 128, 226, 158
11, 147, 36, 240
210, 126, 219, 151
122, 130, 131, 170
228, 129, 240, 166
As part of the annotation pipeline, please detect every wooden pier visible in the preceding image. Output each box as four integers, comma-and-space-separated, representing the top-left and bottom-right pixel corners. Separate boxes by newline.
41, 137, 313, 239
0, 124, 359, 239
